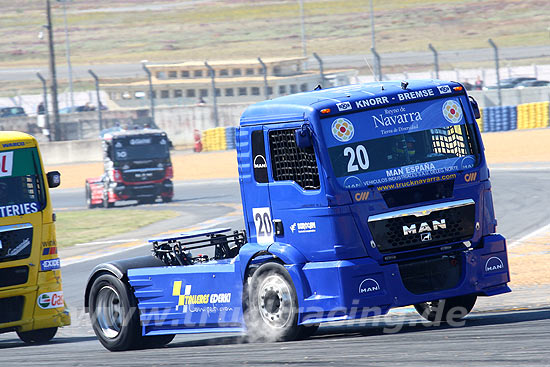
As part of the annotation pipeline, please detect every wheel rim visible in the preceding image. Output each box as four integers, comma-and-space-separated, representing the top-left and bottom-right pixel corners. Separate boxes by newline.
95, 286, 123, 339
257, 274, 293, 329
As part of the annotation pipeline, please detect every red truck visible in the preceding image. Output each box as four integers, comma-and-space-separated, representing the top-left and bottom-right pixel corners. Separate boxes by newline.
85, 129, 174, 208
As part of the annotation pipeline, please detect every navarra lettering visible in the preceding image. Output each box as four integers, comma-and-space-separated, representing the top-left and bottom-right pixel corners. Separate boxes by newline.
372, 112, 422, 128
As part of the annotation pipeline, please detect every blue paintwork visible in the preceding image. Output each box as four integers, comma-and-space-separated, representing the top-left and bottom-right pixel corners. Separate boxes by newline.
126, 80, 510, 335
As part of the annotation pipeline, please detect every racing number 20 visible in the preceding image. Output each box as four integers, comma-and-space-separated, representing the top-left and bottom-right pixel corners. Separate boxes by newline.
344, 145, 369, 172
252, 207, 274, 244
255, 212, 272, 237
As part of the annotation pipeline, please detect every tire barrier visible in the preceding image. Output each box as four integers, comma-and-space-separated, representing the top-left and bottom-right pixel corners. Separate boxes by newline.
478, 101, 549, 133
225, 126, 236, 150
201, 126, 227, 152
481, 106, 517, 132
517, 101, 549, 130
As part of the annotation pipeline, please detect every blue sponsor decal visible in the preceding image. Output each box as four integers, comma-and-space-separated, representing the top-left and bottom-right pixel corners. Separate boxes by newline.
2, 142, 25, 148
41, 258, 61, 271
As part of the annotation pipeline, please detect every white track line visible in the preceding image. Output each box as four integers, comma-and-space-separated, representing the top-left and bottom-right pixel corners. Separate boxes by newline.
509, 223, 550, 249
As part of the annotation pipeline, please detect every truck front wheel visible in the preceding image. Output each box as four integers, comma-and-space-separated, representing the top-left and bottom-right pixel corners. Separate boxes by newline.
245, 262, 301, 341
89, 274, 141, 351
16, 327, 57, 344
414, 294, 477, 323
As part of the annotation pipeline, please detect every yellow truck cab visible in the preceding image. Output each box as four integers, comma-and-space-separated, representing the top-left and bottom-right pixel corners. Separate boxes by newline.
0, 131, 70, 343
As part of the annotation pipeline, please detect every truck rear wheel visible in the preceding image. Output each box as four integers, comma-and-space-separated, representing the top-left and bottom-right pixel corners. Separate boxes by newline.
89, 274, 141, 351
245, 262, 301, 341
414, 294, 477, 323
16, 327, 57, 344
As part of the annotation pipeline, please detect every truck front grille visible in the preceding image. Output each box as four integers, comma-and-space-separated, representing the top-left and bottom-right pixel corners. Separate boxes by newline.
0, 266, 29, 288
0, 296, 24, 324
368, 200, 475, 253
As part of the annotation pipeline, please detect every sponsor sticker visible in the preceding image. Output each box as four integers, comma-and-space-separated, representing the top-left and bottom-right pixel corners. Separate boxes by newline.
336, 101, 352, 112
7, 238, 31, 256
437, 85, 452, 94
2, 142, 25, 148
172, 281, 231, 313
0, 202, 40, 218
41, 258, 61, 271
464, 171, 478, 183
331, 118, 354, 142
37, 291, 64, 309
0, 151, 14, 177
442, 99, 463, 124
129, 138, 151, 145
290, 221, 316, 234
354, 191, 370, 202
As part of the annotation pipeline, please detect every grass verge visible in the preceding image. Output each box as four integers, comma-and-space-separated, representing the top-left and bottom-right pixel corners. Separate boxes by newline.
55, 209, 180, 247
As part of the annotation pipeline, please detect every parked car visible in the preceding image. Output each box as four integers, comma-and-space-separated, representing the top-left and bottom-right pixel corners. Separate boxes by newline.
0, 106, 26, 118
59, 103, 97, 114
485, 77, 537, 90
516, 80, 550, 88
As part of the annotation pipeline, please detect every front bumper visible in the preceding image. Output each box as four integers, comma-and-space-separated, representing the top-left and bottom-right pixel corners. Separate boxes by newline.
112, 179, 173, 200
294, 234, 510, 324
0, 271, 71, 333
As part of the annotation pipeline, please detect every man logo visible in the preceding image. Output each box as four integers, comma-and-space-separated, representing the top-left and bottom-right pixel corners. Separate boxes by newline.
437, 85, 452, 94
359, 278, 381, 294
485, 257, 504, 272
343, 176, 363, 189
420, 232, 432, 242
336, 101, 352, 112
253, 155, 267, 169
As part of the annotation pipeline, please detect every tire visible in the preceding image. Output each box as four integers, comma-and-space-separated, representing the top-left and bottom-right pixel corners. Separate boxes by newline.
244, 262, 301, 341
161, 196, 172, 203
88, 274, 142, 351
414, 294, 477, 323
138, 197, 156, 205
17, 327, 57, 344
296, 323, 319, 340
139, 334, 175, 348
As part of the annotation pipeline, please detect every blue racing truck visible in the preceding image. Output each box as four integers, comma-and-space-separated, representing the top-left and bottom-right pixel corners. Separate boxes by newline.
84, 80, 510, 351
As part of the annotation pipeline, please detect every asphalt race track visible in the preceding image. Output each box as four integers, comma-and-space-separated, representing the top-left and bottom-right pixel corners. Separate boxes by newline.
1, 170, 550, 366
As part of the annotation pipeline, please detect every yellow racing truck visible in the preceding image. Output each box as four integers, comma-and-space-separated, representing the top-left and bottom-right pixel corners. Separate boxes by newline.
0, 131, 70, 343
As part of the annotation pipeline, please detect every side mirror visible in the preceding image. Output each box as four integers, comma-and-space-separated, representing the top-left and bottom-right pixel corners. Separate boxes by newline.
469, 96, 481, 120
46, 171, 61, 188
295, 125, 313, 149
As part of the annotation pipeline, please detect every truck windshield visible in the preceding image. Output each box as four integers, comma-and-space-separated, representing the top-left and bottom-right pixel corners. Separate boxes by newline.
323, 97, 478, 189
112, 135, 170, 161
0, 148, 44, 218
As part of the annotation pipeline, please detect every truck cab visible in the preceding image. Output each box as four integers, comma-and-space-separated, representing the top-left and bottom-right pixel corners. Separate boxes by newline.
85, 129, 174, 208
0, 131, 70, 344
85, 80, 510, 351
